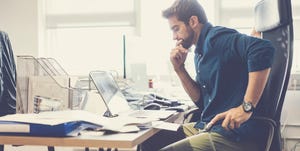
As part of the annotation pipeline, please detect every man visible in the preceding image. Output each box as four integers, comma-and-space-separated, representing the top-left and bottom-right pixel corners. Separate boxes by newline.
143, 0, 275, 151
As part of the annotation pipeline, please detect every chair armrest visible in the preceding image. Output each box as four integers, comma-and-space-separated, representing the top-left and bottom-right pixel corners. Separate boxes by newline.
251, 116, 276, 151
183, 107, 201, 123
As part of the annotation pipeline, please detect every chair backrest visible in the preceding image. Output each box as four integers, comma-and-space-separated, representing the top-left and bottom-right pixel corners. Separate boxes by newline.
254, 0, 293, 150
0, 31, 17, 116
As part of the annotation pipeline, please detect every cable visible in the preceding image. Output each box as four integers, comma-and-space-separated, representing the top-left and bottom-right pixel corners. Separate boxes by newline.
281, 105, 289, 150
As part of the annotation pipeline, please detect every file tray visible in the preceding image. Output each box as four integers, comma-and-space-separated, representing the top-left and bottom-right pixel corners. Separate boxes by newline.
0, 110, 103, 137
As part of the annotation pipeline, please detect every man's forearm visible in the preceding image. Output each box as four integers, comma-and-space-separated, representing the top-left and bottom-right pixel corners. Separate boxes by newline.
244, 68, 271, 107
175, 66, 201, 102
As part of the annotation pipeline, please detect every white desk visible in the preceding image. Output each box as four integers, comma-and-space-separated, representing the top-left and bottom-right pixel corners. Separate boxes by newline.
0, 112, 181, 151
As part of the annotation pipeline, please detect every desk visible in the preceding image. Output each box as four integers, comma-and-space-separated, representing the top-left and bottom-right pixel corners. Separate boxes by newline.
0, 112, 181, 151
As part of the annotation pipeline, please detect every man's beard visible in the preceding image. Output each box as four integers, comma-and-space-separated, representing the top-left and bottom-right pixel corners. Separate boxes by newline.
181, 26, 194, 49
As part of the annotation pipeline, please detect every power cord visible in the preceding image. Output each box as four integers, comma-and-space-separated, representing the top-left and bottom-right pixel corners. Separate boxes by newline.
281, 108, 289, 151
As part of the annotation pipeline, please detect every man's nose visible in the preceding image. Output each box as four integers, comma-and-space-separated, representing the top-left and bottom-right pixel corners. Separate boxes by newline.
173, 33, 178, 40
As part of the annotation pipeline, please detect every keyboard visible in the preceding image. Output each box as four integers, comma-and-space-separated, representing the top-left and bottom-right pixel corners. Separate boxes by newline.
147, 93, 183, 107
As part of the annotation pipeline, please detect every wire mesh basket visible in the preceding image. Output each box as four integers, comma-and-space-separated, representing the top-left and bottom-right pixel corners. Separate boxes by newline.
16, 55, 89, 113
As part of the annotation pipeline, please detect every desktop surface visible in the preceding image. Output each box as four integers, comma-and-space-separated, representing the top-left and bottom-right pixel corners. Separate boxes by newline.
0, 112, 181, 149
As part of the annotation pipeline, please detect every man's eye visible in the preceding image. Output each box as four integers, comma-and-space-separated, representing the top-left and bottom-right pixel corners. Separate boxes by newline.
173, 28, 179, 33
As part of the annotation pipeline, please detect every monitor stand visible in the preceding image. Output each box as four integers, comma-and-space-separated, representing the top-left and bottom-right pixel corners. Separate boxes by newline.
103, 110, 118, 118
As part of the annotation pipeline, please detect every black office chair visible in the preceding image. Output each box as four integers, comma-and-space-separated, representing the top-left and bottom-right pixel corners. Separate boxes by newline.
0, 31, 17, 150
184, 0, 293, 151
252, 0, 293, 150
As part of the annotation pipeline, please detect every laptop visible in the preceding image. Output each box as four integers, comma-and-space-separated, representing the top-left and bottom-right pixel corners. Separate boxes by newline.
89, 71, 176, 119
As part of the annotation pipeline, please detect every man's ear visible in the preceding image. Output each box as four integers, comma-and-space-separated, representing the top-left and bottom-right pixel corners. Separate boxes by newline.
189, 16, 199, 28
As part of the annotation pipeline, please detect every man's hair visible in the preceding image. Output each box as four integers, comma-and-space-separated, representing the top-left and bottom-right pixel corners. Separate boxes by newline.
162, 0, 207, 25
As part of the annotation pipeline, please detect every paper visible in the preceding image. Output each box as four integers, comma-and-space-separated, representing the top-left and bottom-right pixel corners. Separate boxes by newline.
0, 110, 159, 134
152, 121, 181, 131
0, 110, 104, 126
0, 123, 30, 133
109, 125, 140, 133
101, 115, 157, 132
79, 130, 105, 136
0, 110, 105, 136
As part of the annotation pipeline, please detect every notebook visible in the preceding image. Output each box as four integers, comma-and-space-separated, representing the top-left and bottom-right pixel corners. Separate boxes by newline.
89, 71, 176, 119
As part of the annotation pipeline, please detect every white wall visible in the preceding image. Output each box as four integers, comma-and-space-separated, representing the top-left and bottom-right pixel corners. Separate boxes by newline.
0, 0, 43, 56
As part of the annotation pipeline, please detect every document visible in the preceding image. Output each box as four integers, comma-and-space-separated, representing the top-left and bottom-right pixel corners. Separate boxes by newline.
152, 121, 181, 131
0, 123, 29, 133
99, 115, 157, 132
0, 110, 104, 136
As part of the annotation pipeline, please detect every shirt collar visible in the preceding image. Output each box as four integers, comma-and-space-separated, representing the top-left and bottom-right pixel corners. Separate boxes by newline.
195, 22, 213, 54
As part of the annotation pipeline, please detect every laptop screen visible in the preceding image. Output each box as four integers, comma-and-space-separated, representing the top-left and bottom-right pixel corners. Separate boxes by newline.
89, 71, 131, 116
90, 71, 118, 104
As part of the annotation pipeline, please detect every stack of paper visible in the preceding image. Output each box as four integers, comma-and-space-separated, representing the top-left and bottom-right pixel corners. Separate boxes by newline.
0, 110, 158, 136
0, 110, 102, 136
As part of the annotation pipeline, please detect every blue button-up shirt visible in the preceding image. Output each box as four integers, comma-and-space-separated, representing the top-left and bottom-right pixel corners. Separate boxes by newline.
193, 23, 275, 144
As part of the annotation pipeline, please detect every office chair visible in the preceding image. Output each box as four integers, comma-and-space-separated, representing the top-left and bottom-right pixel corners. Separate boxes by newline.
0, 31, 17, 150
184, 0, 293, 151
252, 0, 293, 150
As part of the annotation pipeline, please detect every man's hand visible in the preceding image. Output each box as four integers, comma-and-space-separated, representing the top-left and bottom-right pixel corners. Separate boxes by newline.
170, 40, 189, 72
251, 28, 261, 38
208, 105, 252, 131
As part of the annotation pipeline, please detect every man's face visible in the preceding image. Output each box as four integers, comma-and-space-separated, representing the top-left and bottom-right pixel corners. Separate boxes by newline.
168, 16, 194, 49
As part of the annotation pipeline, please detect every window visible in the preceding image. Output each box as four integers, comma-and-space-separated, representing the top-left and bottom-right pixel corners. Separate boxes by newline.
46, 0, 135, 28
216, 0, 257, 34
44, 0, 136, 75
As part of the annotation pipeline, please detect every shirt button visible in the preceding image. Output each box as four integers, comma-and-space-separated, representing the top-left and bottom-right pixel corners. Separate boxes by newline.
198, 70, 200, 73
202, 85, 206, 88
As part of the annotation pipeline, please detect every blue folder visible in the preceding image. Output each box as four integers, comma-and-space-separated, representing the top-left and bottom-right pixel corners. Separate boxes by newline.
0, 110, 104, 137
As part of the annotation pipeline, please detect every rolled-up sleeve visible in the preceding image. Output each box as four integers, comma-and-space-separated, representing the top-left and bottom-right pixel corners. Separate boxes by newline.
211, 29, 275, 72
244, 37, 275, 72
